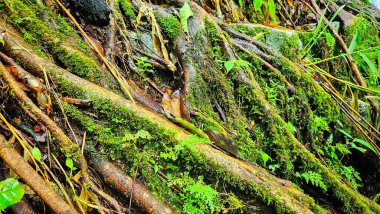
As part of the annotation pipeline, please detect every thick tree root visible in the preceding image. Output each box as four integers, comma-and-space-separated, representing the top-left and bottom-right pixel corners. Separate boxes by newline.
87, 153, 176, 214
0, 134, 79, 214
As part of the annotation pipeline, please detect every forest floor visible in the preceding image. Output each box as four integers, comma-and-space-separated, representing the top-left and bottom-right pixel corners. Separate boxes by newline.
0, 0, 380, 213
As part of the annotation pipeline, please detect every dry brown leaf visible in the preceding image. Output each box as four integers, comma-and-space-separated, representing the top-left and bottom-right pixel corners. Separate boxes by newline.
161, 88, 181, 118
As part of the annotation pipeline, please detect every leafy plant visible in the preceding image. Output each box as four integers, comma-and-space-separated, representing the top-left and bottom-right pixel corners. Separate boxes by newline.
0, 178, 25, 211
295, 171, 327, 191
135, 56, 154, 75
31, 147, 42, 162
338, 129, 376, 154
179, 2, 193, 33
259, 150, 271, 167
223, 60, 251, 73
65, 157, 77, 178
251, 0, 277, 21
169, 175, 221, 214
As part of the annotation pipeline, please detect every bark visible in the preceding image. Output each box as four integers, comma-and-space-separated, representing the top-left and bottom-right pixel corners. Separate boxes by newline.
87, 153, 176, 214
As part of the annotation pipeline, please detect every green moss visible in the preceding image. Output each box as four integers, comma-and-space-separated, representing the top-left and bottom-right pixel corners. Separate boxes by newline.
232, 24, 302, 60
118, 0, 136, 21
54, 47, 102, 81
157, 16, 181, 40
5, 0, 111, 85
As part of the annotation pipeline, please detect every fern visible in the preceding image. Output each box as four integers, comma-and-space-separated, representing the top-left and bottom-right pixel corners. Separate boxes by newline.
296, 171, 327, 191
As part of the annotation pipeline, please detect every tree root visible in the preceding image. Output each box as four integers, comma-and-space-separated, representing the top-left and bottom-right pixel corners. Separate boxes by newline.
0, 134, 79, 214
86, 152, 176, 214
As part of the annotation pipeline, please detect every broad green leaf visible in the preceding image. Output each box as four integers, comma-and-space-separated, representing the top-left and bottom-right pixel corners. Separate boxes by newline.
65, 157, 74, 169
31, 147, 42, 162
179, 2, 193, 33
135, 130, 152, 139
253, 0, 263, 12
267, 0, 276, 21
0, 178, 25, 211
348, 29, 360, 54
353, 138, 376, 154
260, 151, 271, 166
224, 61, 235, 72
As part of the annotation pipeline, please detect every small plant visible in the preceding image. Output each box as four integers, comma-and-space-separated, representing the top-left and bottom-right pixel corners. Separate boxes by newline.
135, 56, 154, 75
121, 129, 152, 149
0, 178, 25, 211
179, 2, 193, 33
65, 157, 77, 178
169, 175, 222, 214
295, 171, 327, 191
223, 59, 251, 73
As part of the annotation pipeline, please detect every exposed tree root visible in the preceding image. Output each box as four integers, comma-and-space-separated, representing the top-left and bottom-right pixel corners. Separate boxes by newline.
87, 152, 176, 214
0, 134, 79, 214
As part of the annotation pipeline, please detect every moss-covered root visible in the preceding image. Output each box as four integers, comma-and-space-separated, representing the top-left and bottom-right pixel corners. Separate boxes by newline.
2, 28, 325, 214
87, 153, 176, 214
0, 61, 79, 156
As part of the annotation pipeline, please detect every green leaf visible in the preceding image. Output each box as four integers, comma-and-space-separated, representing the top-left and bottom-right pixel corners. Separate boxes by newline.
31, 147, 42, 162
0, 37, 4, 46
0, 178, 25, 211
260, 151, 271, 167
338, 129, 352, 139
234, 60, 251, 67
267, 0, 276, 21
179, 2, 193, 33
353, 138, 376, 154
324, 32, 335, 47
224, 61, 235, 72
359, 53, 378, 78
348, 29, 360, 54
287, 122, 296, 134
253, 32, 266, 40
135, 130, 152, 140
238, 0, 244, 7
253, 0, 263, 12
349, 142, 367, 153
65, 157, 74, 169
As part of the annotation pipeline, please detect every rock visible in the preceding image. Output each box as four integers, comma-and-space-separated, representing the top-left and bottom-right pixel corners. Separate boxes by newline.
69, 0, 110, 26
232, 24, 305, 60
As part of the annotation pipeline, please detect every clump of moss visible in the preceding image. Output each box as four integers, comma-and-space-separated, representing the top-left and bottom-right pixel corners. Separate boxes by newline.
118, 0, 136, 21
54, 47, 101, 81
158, 16, 181, 40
